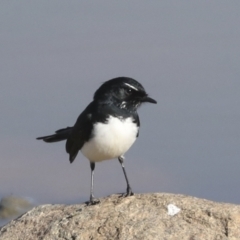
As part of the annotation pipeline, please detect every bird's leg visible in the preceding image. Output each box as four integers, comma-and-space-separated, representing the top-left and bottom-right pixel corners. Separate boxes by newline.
88, 162, 99, 205
118, 156, 134, 197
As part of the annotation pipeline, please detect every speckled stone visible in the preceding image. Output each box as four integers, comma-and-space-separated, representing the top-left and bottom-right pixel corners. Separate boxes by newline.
1, 193, 240, 240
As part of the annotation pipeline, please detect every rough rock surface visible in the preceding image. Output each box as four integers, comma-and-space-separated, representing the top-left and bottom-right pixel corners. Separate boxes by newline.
0, 193, 240, 240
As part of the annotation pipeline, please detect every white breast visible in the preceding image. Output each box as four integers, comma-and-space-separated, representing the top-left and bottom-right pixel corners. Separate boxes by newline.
81, 116, 138, 162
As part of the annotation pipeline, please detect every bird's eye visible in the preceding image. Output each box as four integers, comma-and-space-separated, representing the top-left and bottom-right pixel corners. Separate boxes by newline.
126, 88, 132, 94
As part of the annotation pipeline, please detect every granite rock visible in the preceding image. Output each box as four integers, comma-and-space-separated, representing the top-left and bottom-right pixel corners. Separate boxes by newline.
1, 193, 240, 240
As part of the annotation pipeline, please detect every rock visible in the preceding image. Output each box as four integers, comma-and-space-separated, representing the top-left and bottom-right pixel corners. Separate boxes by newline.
0, 193, 240, 239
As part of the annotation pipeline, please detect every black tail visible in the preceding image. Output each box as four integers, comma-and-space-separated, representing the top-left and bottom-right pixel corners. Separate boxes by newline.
37, 127, 73, 143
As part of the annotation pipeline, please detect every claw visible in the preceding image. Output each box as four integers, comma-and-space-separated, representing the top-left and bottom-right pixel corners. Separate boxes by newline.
87, 196, 100, 205
122, 186, 134, 197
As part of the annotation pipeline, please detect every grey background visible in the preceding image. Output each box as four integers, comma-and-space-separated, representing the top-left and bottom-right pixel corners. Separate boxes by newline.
1, 1, 240, 207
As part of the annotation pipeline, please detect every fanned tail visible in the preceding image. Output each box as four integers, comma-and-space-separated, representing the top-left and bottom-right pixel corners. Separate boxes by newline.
37, 127, 72, 143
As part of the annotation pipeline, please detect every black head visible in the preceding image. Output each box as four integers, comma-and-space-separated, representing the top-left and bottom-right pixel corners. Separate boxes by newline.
94, 77, 157, 111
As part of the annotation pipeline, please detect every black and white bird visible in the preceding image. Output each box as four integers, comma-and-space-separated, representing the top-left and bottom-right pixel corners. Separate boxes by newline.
37, 77, 157, 204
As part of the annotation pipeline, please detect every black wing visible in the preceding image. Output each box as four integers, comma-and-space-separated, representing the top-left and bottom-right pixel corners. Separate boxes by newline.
134, 113, 140, 138
66, 102, 94, 163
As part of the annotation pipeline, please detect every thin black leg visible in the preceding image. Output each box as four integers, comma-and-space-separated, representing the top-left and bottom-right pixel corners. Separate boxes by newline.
89, 162, 99, 205
118, 156, 134, 196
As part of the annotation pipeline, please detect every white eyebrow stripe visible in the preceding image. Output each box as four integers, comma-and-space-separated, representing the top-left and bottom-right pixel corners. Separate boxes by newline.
124, 83, 139, 91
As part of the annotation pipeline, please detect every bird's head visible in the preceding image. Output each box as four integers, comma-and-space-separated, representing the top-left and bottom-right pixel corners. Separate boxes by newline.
94, 77, 157, 111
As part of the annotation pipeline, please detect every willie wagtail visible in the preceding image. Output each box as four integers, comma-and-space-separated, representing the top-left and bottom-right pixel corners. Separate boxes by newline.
37, 77, 157, 204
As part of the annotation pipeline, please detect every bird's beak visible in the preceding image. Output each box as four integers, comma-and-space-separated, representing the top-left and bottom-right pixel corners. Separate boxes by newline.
142, 96, 157, 104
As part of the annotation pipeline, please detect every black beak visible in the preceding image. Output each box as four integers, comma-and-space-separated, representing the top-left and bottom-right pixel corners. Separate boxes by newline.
142, 96, 157, 104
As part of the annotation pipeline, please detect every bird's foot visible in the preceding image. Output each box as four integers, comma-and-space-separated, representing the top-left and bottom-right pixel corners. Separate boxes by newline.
87, 196, 100, 206
121, 186, 134, 197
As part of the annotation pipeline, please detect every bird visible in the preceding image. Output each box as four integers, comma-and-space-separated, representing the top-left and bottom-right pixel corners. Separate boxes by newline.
37, 77, 157, 204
